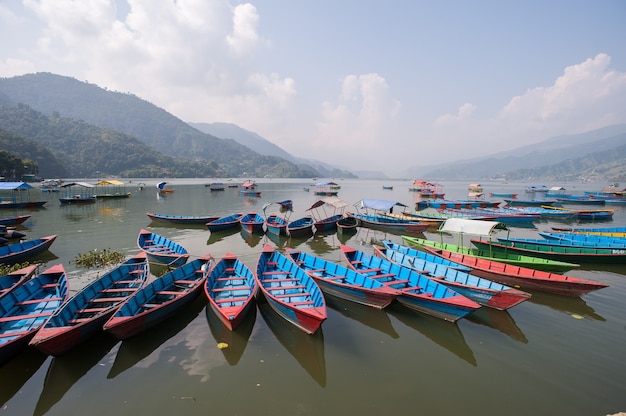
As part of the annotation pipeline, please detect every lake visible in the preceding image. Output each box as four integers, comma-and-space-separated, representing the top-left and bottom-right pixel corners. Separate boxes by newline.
1, 178, 625, 416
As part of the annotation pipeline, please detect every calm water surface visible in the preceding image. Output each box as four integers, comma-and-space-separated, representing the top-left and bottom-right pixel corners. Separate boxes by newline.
1, 179, 625, 416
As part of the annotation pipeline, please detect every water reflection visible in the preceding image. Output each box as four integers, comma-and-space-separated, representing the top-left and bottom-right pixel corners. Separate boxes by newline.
526, 291, 606, 321
388, 304, 477, 367
264, 231, 289, 249
466, 307, 528, 343
207, 227, 240, 245
34, 331, 119, 416
0, 348, 48, 407
325, 294, 399, 339
205, 303, 256, 365
258, 301, 326, 387
60, 204, 97, 221
306, 233, 335, 255
240, 229, 263, 248
107, 296, 207, 378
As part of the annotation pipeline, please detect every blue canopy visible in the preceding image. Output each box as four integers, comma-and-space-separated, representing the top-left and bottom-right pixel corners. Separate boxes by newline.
359, 199, 407, 211
0, 182, 34, 190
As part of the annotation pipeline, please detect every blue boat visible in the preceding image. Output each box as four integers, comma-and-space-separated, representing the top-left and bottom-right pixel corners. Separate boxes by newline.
287, 216, 314, 238
0, 263, 69, 365
239, 212, 265, 234
551, 226, 626, 236
306, 197, 350, 232
29, 252, 149, 356
104, 255, 212, 340
372, 244, 531, 310
0, 264, 38, 299
416, 199, 501, 210
265, 214, 288, 235
205, 212, 244, 232
137, 229, 189, 267
340, 245, 481, 322
205, 253, 257, 331
381, 240, 472, 271
147, 212, 220, 225
539, 232, 626, 245
286, 248, 397, 309
499, 235, 626, 250
0, 235, 57, 265
255, 244, 326, 334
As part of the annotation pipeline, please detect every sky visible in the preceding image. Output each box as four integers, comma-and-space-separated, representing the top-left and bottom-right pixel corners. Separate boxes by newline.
1, 0, 625, 176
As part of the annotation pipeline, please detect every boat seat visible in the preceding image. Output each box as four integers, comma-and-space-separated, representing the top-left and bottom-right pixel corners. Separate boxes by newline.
175, 279, 200, 285
290, 300, 315, 306
128, 269, 145, 274
156, 290, 184, 296
383, 279, 409, 285
262, 270, 291, 275
266, 261, 278, 266
0, 330, 33, 338
211, 286, 252, 292
214, 296, 249, 304
68, 318, 93, 324
0, 312, 53, 322
216, 276, 245, 281
263, 278, 298, 283
113, 279, 142, 285
88, 297, 127, 303
142, 303, 158, 309
15, 297, 63, 305
360, 268, 382, 273
266, 285, 306, 291
99, 288, 137, 293
403, 286, 423, 292
274, 292, 309, 298
370, 273, 396, 279
351, 260, 362, 265
77, 307, 109, 314
224, 267, 236, 273
40, 283, 60, 289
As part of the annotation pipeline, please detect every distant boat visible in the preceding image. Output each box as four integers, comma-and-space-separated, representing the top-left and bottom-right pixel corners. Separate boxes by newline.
206, 212, 244, 232
206, 182, 225, 191
306, 197, 351, 232
240, 180, 261, 196
59, 182, 97, 204
313, 181, 339, 196
382, 185, 393, 190
0, 182, 47, 209
156, 181, 174, 194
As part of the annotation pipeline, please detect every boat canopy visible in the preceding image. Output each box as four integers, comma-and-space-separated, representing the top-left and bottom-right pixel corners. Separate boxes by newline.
61, 181, 95, 188
359, 199, 407, 211
96, 179, 125, 186
549, 186, 566, 191
438, 218, 509, 237
315, 181, 338, 186
0, 182, 33, 190
156, 181, 167, 190
306, 196, 350, 211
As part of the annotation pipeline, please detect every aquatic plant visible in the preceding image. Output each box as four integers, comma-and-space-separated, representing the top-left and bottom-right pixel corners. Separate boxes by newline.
74, 248, 126, 268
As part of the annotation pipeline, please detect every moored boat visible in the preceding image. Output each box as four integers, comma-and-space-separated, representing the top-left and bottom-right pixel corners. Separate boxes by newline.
206, 212, 244, 232
287, 216, 315, 238
265, 214, 288, 235
0, 264, 69, 365
336, 215, 359, 233
255, 244, 326, 334
0, 215, 31, 226
147, 212, 220, 225
137, 229, 189, 267
239, 212, 265, 234
287, 248, 397, 309
372, 244, 531, 310
0, 235, 57, 265
29, 253, 149, 355
306, 196, 351, 232
340, 245, 481, 322
0, 264, 39, 299
381, 240, 472, 272
104, 255, 212, 339
351, 199, 429, 234
205, 253, 257, 331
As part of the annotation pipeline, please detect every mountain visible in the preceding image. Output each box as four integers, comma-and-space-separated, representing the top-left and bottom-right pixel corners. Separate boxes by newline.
0, 73, 320, 178
405, 125, 626, 181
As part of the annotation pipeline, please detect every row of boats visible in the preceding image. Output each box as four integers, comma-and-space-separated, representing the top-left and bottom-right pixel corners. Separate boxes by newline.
1, 220, 613, 365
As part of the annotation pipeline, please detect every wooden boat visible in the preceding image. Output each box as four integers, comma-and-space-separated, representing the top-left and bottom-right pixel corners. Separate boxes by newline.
489, 192, 518, 199
440, 208, 539, 225
539, 232, 626, 245
306, 196, 351, 232
415, 199, 500, 210
402, 218, 580, 272
350, 212, 429, 234
336, 215, 359, 233
0, 215, 31, 226
94, 179, 131, 199
0, 235, 57, 265
313, 181, 339, 196
137, 229, 189, 267
287, 248, 397, 309
205, 212, 244, 232
29, 253, 149, 356
0, 264, 39, 299
550, 226, 626, 237
340, 245, 481, 322
503, 198, 557, 207
555, 196, 606, 205
277, 199, 293, 211
255, 244, 326, 334
382, 185, 393, 190
265, 214, 288, 235
467, 183, 484, 199
206, 182, 225, 191
502, 235, 626, 250
409, 181, 445, 198
0, 182, 47, 209
147, 212, 220, 225
239, 212, 265, 234
239, 180, 261, 196
205, 253, 257, 330
59, 181, 97, 204
539, 205, 614, 220
412, 245, 609, 296
471, 239, 626, 264
0, 225, 26, 242
287, 216, 314, 238
0, 264, 69, 366
104, 255, 212, 340
156, 181, 174, 194
381, 240, 472, 271
372, 244, 531, 310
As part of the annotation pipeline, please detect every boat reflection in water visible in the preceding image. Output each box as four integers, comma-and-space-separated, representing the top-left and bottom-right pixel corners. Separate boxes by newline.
0, 348, 48, 408
207, 227, 240, 245
205, 302, 257, 366
526, 291, 605, 321
34, 331, 119, 416
387, 303, 477, 367
465, 307, 528, 343
107, 295, 207, 379
324, 293, 399, 340
258, 300, 326, 387
240, 229, 262, 248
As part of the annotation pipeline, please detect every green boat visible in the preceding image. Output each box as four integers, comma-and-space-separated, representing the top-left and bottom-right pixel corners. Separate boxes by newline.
471, 239, 626, 264
402, 236, 580, 273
